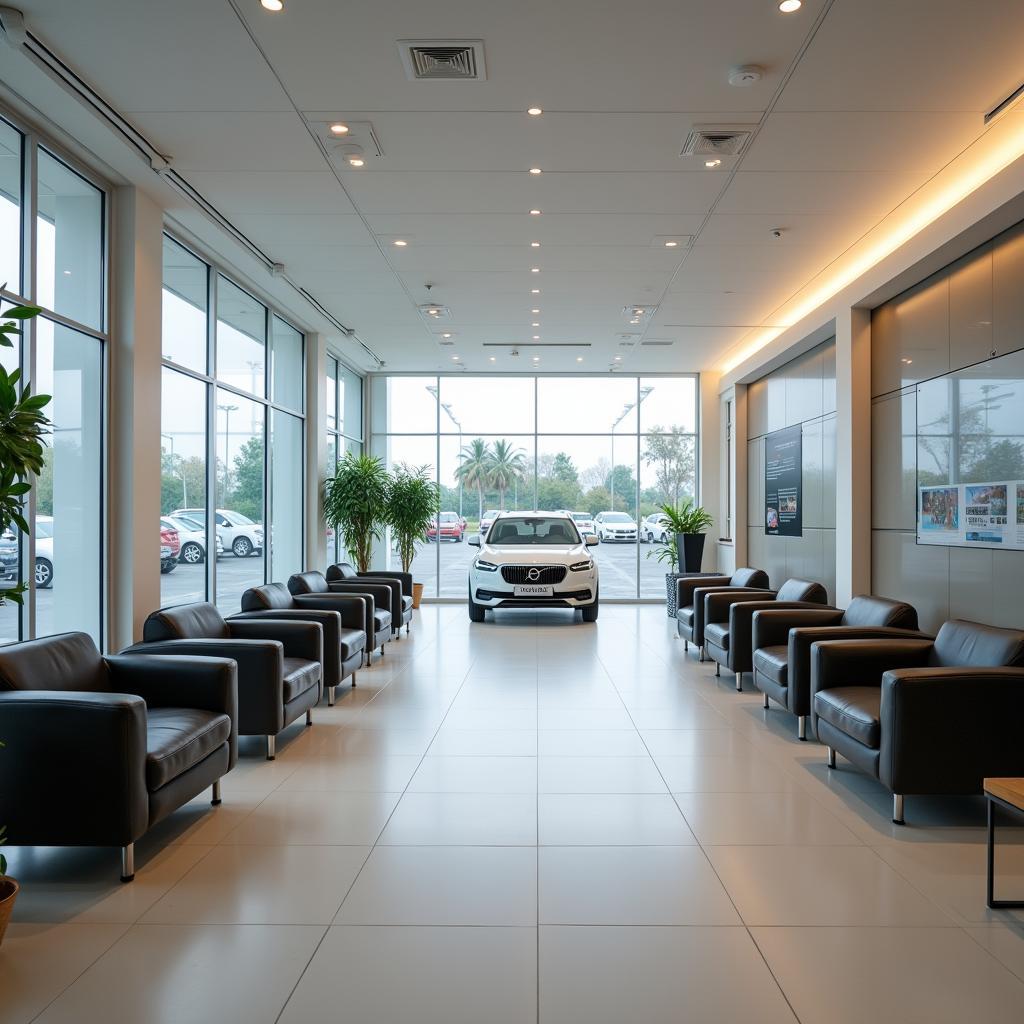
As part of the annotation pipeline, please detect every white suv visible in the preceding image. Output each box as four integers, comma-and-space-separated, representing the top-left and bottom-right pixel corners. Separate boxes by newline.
172, 508, 264, 557
595, 511, 638, 542
467, 512, 599, 622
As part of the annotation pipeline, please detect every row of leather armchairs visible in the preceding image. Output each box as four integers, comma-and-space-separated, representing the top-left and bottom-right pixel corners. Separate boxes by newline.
0, 564, 414, 881
674, 568, 1024, 824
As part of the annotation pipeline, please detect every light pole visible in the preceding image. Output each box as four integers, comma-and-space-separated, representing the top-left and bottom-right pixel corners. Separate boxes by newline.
218, 404, 238, 496
161, 432, 187, 507
441, 402, 463, 518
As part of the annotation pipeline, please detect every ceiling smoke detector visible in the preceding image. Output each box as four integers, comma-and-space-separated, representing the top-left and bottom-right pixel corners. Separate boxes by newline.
728, 64, 764, 87
398, 39, 487, 81
680, 125, 752, 158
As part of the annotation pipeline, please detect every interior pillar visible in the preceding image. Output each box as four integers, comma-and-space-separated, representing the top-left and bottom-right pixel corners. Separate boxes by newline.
305, 333, 327, 571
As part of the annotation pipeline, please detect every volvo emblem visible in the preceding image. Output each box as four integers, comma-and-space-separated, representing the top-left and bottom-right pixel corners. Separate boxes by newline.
527, 567, 541, 582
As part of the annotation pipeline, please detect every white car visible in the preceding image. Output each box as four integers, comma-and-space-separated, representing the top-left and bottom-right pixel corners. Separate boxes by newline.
172, 507, 263, 557
163, 515, 224, 564
640, 513, 671, 543
467, 511, 599, 622
571, 511, 596, 538
595, 511, 638, 542
478, 509, 505, 541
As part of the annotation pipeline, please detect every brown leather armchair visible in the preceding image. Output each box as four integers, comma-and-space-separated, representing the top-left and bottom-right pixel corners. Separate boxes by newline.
750, 595, 922, 739
810, 619, 1024, 824
328, 561, 413, 636
675, 567, 770, 657
128, 602, 323, 760
235, 582, 367, 705
703, 578, 829, 690
288, 570, 392, 661
0, 632, 237, 881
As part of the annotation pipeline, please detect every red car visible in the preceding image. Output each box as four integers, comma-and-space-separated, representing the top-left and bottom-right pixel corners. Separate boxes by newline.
426, 512, 465, 543
160, 522, 180, 574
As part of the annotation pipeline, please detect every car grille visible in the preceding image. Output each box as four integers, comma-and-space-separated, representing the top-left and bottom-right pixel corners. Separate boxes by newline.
500, 564, 567, 585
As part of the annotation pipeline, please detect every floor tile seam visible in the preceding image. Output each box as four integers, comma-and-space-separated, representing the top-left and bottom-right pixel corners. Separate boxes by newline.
272, 924, 333, 1024
959, 923, 1024, 985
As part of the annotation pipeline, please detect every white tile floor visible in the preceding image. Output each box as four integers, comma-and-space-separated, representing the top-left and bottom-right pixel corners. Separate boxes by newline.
3, 604, 1024, 1023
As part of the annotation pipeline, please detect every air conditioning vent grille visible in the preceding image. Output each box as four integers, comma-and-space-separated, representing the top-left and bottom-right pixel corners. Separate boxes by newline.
641, 340, 674, 347
680, 126, 752, 157
399, 40, 487, 80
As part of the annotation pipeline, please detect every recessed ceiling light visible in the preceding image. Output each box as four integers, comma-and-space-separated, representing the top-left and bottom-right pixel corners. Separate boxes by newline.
529, 209, 541, 215
533, 335, 540, 340
452, 355, 460, 361
704, 158, 721, 168
664, 240, 678, 247
531, 288, 540, 294
527, 107, 543, 116
531, 308, 540, 313
393, 239, 407, 247
489, 356, 496, 362
329, 122, 349, 135
531, 268, 540, 274
614, 355, 622, 361
778, 0, 801, 12
261, 0, 284, 10
348, 157, 365, 167
529, 167, 542, 175
441, 332, 452, 338
532, 322, 540, 327
531, 241, 540, 247
576, 356, 583, 362
532, 356, 540, 362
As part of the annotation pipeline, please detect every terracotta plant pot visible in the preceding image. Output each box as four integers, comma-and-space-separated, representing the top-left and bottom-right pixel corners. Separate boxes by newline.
0, 876, 19, 947
412, 582, 424, 609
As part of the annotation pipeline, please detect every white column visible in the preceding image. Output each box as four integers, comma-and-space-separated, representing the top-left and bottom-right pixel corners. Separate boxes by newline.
834, 306, 872, 604
305, 332, 327, 570
108, 186, 163, 649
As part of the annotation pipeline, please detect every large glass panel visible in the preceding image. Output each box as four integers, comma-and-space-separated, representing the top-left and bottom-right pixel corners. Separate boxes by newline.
340, 365, 362, 439
161, 368, 208, 605
34, 319, 103, 641
36, 149, 104, 331
438, 377, 535, 435
216, 276, 266, 398
270, 409, 303, 580
639, 376, 698, 434
326, 357, 338, 430
162, 237, 208, 372
215, 390, 265, 611
375, 376, 438, 433
0, 119, 22, 296
271, 315, 303, 412
325, 432, 338, 563
639, 432, 697, 597
537, 377, 638, 434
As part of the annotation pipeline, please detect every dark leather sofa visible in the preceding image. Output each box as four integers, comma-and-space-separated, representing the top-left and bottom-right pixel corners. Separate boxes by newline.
0, 631, 237, 881
236, 583, 367, 705
810, 618, 1024, 824
129, 602, 323, 760
751, 595, 921, 739
289, 570, 392, 661
675, 567, 770, 657
328, 561, 413, 636
703, 577, 829, 691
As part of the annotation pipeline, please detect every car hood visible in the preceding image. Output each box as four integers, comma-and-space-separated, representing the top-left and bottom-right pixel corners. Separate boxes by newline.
480, 544, 590, 563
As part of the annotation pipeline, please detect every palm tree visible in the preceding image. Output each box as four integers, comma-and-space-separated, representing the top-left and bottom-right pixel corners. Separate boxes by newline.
455, 438, 493, 519
490, 439, 527, 510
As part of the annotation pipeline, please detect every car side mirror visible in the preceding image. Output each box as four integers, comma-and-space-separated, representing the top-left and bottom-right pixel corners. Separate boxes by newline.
586, 535, 599, 547
468, 535, 480, 547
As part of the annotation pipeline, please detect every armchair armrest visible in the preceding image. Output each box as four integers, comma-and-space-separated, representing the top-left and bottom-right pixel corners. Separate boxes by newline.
752, 607, 845, 651
361, 570, 413, 597
289, 592, 368, 631
297, 589, 374, 636
810, 637, 934, 699
703, 588, 778, 626
231, 609, 341, 687
0, 690, 148, 845
677, 575, 730, 608
228, 618, 323, 665
330, 579, 393, 618
727, 601, 832, 673
880, 667, 1024, 794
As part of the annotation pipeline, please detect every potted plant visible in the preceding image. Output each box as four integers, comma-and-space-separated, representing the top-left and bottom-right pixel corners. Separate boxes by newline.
0, 295, 51, 945
659, 500, 713, 574
323, 452, 390, 574
387, 464, 439, 609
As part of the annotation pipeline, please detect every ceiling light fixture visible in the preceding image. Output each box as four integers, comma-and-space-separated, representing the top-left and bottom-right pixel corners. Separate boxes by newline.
576, 356, 583, 362
531, 308, 540, 313
531, 241, 540, 247
527, 107, 543, 116
531, 267, 540, 273
348, 157, 365, 167
533, 335, 540, 340
778, 0, 802, 12
704, 158, 721, 168
614, 355, 622, 361
532, 322, 540, 327
329, 123, 349, 135
531, 288, 540, 294
260, 0, 284, 10
530, 209, 541, 215
489, 356, 496, 362
529, 167, 542, 175
441, 332, 453, 339
393, 239, 407, 247
664, 240, 678, 247
452, 355, 460, 361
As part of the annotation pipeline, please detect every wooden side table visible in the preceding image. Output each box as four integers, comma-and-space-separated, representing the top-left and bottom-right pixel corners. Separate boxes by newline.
983, 778, 1024, 909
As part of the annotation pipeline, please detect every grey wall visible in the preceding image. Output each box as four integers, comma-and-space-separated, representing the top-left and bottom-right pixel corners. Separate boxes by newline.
871, 220, 1024, 633
746, 340, 837, 600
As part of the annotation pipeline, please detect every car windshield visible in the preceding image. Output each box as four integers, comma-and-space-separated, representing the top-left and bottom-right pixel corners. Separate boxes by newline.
224, 511, 255, 525
487, 517, 581, 545
572, 513, 591, 522
177, 515, 204, 531
604, 513, 633, 523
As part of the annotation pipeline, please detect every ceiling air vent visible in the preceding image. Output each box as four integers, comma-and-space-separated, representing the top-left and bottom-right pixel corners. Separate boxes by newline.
398, 39, 487, 81
641, 340, 674, 347
680, 126, 752, 158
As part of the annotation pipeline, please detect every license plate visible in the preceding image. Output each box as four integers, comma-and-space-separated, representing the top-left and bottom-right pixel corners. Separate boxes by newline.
513, 584, 553, 597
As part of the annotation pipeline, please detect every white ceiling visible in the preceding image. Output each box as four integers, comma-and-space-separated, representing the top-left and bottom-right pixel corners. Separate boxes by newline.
12, 0, 1024, 372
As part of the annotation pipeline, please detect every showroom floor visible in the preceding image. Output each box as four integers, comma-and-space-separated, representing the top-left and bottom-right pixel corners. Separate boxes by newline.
3, 605, 1024, 1023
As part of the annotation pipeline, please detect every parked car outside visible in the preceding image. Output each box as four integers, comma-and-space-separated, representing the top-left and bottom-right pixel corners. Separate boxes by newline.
478, 509, 505, 541
162, 515, 223, 563
0, 515, 56, 589
640, 512, 671, 543
160, 521, 180, 574
427, 511, 465, 542
595, 511, 638, 542
571, 512, 596, 538
172, 507, 263, 557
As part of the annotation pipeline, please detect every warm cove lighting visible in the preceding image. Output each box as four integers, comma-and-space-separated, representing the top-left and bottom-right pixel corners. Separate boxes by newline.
719, 120, 1024, 374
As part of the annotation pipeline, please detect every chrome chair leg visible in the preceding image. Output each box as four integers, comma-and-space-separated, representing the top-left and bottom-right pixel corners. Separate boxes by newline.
306, 709, 313, 727
735, 672, 743, 692
267, 734, 276, 760
714, 662, 720, 677
763, 692, 770, 709
121, 843, 135, 883
328, 685, 335, 706
798, 716, 807, 741
826, 746, 836, 769
351, 671, 357, 687
211, 780, 222, 805
892, 794, 905, 824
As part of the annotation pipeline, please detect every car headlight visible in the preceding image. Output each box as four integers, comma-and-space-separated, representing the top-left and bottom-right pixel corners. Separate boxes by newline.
569, 559, 594, 572
474, 558, 499, 572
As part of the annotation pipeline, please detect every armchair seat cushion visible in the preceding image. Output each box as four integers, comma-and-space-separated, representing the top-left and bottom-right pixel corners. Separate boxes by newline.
146, 708, 231, 791
401, 595, 413, 614
676, 605, 694, 628
282, 658, 320, 703
373, 609, 393, 634
753, 645, 788, 685
339, 628, 366, 661
704, 622, 729, 651
814, 687, 881, 749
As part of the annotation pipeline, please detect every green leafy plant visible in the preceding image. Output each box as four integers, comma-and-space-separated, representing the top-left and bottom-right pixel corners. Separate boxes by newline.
387, 463, 439, 575
646, 538, 679, 572
658, 500, 713, 535
324, 452, 391, 573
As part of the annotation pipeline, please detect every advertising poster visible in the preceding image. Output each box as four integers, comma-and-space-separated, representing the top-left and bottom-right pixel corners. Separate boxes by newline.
918, 479, 1024, 551
764, 424, 802, 537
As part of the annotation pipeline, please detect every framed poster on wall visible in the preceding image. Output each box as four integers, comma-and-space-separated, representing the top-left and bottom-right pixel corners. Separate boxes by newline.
764, 424, 802, 537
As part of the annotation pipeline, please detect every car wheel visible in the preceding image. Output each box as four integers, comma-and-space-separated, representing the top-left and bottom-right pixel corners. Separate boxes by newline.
468, 584, 486, 622
35, 557, 53, 589
180, 541, 204, 564
232, 536, 253, 557
581, 587, 599, 622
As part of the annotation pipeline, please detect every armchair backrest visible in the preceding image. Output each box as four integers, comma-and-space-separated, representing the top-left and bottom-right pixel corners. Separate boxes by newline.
287, 571, 331, 595
776, 578, 828, 603
930, 619, 1024, 668
842, 595, 918, 630
143, 602, 230, 642
731, 567, 768, 588
0, 631, 108, 692
326, 562, 359, 582
241, 582, 294, 611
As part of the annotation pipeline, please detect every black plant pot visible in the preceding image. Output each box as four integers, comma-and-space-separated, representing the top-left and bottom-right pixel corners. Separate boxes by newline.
675, 533, 706, 574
